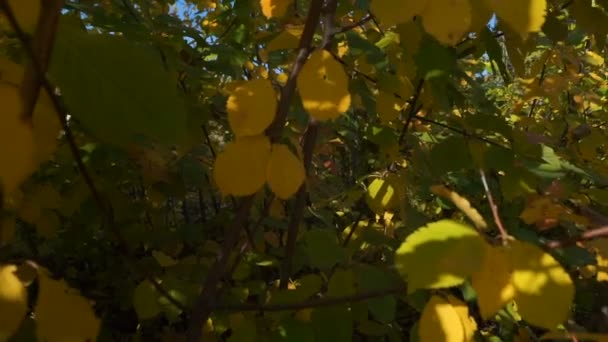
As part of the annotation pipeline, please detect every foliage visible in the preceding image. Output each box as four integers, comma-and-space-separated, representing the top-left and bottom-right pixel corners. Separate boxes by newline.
2, 0, 608, 341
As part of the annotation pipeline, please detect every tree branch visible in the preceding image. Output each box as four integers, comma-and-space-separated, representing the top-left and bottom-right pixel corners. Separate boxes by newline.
336, 13, 372, 34
414, 115, 510, 149
187, 0, 325, 338
398, 79, 424, 146
479, 169, 510, 244
212, 284, 406, 312
547, 225, 608, 249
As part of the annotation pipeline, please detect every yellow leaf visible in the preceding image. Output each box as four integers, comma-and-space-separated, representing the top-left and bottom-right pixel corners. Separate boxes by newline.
0, 264, 28, 340
213, 135, 271, 197
395, 220, 486, 292
420, 0, 472, 46
430, 184, 488, 230
266, 25, 303, 52
6, 0, 41, 34
583, 50, 604, 66
226, 79, 277, 137
0, 84, 37, 194
469, 0, 493, 33
366, 177, 397, 214
35, 269, 101, 341
297, 49, 351, 121
376, 91, 403, 124
488, 0, 547, 40
260, 0, 293, 18
419, 295, 465, 342
32, 91, 62, 164
266, 144, 305, 199
370, 0, 427, 28
445, 295, 478, 341
0, 57, 25, 85
471, 244, 516, 319
510, 240, 574, 329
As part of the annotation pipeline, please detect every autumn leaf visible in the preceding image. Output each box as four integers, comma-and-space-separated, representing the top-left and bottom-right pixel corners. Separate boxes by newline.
0, 264, 27, 340
266, 144, 305, 199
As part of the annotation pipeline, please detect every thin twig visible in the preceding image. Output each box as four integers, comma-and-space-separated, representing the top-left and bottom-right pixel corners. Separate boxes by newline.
212, 284, 406, 312
547, 225, 608, 249
479, 169, 510, 244
336, 13, 372, 34
414, 115, 510, 149
279, 120, 320, 289
398, 79, 424, 146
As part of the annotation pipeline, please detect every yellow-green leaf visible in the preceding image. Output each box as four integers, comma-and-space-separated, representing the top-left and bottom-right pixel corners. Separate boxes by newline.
226, 79, 277, 137
488, 0, 547, 39
430, 184, 488, 230
297, 49, 351, 121
6, 0, 41, 34
0, 264, 28, 340
370, 0, 427, 28
266, 144, 305, 199
260, 0, 293, 18
510, 240, 574, 329
395, 220, 486, 292
0, 84, 37, 194
35, 268, 101, 341
213, 135, 271, 197
471, 243, 516, 319
419, 295, 465, 342
420, 0, 472, 46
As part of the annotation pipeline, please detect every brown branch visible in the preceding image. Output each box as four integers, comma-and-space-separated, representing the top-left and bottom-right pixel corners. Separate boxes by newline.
336, 13, 372, 34
279, 120, 320, 289
187, 0, 325, 338
479, 169, 510, 244
212, 284, 406, 312
398, 79, 424, 146
17, 0, 63, 121
547, 226, 608, 249
414, 114, 510, 149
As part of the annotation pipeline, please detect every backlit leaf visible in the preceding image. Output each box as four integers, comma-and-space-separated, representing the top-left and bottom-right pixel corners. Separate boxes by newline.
395, 220, 486, 292
226, 79, 277, 137
471, 244, 516, 319
370, 0, 427, 28
419, 295, 465, 342
0, 264, 27, 340
266, 144, 305, 199
213, 135, 271, 196
510, 240, 574, 329
260, 0, 293, 18
297, 49, 351, 121
35, 268, 101, 341
421, 0, 472, 46
488, 0, 547, 39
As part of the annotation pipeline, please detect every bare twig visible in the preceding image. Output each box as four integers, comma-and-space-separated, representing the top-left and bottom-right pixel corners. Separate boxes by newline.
279, 120, 320, 289
212, 284, 406, 312
547, 225, 608, 249
336, 13, 372, 34
398, 79, 424, 146
414, 115, 510, 149
479, 169, 510, 243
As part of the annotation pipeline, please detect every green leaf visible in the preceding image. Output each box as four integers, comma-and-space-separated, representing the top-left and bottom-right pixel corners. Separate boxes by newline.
327, 268, 356, 298
356, 265, 398, 323
395, 220, 486, 292
50, 22, 188, 147
312, 305, 353, 341
303, 229, 346, 271
132, 280, 161, 321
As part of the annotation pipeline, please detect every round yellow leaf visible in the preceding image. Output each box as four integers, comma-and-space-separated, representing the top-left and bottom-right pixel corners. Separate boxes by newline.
297, 49, 351, 121
420, 0, 472, 46
445, 295, 478, 341
0, 84, 37, 194
0, 264, 28, 340
370, 0, 427, 28
366, 177, 397, 214
226, 79, 277, 137
510, 240, 574, 329
260, 0, 293, 18
376, 91, 403, 124
488, 0, 547, 39
266, 144, 305, 199
213, 135, 271, 197
34, 269, 101, 342
395, 220, 486, 292
471, 244, 516, 319
6, 0, 41, 35
419, 295, 465, 342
